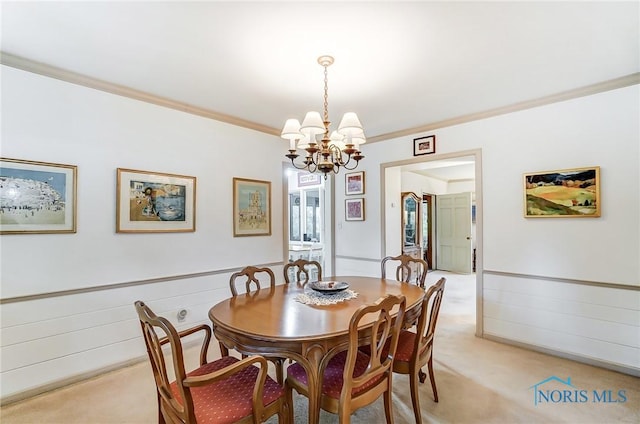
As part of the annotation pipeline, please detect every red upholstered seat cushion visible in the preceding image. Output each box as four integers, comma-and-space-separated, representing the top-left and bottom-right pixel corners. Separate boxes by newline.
358, 329, 416, 362
170, 355, 284, 424
287, 350, 384, 399
394, 330, 417, 362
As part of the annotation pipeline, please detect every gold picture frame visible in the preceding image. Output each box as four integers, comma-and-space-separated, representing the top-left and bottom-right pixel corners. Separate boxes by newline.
345, 171, 365, 195
1, 157, 77, 234
345, 198, 365, 221
233, 177, 271, 237
116, 168, 196, 233
524, 166, 600, 218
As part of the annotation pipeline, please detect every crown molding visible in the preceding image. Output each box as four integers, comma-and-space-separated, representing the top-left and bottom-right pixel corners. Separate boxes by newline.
368, 72, 640, 143
2, 52, 637, 143
0, 52, 280, 137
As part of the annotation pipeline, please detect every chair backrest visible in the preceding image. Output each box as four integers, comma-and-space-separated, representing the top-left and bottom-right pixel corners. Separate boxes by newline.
381, 254, 429, 288
229, 266, 276, 296
135, 300, 208, 424
343, 294, 406, 406
414, 278, 446, 362
283, 258, 322, 284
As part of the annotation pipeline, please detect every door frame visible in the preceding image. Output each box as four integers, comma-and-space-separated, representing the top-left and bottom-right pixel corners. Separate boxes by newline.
380, 148, 483, 337
422, 193, 434, 269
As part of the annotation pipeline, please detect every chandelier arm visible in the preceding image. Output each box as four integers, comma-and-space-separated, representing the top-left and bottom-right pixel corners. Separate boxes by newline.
331, 147, 351, 168
289, 159, 312, 171
306, 161, 319, 173
341, 159, 362, 171
333, 152, 350, 166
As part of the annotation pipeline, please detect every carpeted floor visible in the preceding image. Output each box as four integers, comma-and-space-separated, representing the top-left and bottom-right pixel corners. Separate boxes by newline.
1, 271, 638, 423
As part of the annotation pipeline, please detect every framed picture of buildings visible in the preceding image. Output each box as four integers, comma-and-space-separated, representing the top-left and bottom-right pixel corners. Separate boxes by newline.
524, 166, 600, 217
0, 157, 77, 234
116, 168, 196, 233
233, 177, 271, 236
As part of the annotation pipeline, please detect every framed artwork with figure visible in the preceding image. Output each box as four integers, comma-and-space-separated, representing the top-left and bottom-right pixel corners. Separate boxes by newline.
116, 168, 196, 233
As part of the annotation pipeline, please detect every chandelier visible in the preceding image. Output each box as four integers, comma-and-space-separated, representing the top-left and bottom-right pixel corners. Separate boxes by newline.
281, 55, 365, 178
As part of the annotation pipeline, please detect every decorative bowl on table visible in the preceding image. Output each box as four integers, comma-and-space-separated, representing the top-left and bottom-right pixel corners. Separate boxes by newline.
309, 280, 349, 294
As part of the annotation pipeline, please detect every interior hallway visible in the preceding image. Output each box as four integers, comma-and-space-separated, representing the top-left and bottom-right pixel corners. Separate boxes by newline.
1, 271, 638, 423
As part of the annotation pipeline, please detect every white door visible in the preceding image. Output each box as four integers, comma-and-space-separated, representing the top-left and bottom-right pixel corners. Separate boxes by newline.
436, 192, 472, 273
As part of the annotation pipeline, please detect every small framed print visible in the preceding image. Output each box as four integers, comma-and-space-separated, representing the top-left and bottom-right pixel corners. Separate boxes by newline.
116, 168, 196, 233
345, 198, 365, 221
345, 171, 365, 195
413, 135, 436, 156
233, 177, 271, 237
297, 172, 322, 187
0, 157, 77, 234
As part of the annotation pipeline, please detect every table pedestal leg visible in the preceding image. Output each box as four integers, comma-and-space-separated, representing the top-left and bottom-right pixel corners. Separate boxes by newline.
304, 348, 324, 424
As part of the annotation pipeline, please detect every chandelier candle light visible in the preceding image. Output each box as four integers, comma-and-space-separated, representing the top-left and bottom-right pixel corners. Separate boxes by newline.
281, 55, 365, 178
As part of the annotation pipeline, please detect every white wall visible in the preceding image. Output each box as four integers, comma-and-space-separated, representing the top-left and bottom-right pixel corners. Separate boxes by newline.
0, 66, 286, 399
335, 85, 640, 374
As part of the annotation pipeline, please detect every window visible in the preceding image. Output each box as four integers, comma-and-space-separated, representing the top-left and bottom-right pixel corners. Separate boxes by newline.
289, 188, 322, 243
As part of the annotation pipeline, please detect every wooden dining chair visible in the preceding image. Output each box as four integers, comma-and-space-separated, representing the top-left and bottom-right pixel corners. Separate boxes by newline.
285, 294, 406, 424
381, 254, 429, 288
229, 265, 276, 296
134, 300, 288, 424
228, 265, 285, 384
392, 277, 446, 424
283, 258, 322, 285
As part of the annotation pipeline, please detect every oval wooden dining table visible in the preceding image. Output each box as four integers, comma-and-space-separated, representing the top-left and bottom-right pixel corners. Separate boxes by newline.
208, 275, 426, 424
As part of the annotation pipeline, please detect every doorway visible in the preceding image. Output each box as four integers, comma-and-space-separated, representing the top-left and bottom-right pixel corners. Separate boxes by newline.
282, 165, 334, 277
381, 148, 482, 337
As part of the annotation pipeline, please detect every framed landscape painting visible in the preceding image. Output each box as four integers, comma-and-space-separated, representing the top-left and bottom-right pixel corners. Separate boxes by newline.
233, 177, 271, 237
0, 157, 77, 234
524, 166, 600, 218
116, 168, 196, 233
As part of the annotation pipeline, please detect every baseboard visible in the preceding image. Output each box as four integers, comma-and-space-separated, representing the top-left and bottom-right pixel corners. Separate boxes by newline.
0, 355, 147, 406
483, 333, 640, 378
1, 338, 209, 406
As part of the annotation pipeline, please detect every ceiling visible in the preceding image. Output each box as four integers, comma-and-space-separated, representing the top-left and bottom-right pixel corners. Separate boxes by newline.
404, 157, 476, 182
1, 1, 639, 180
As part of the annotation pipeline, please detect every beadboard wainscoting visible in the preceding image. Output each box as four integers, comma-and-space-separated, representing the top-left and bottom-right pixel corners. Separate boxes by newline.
483, 271, 640, 375
0, 264, 284, 403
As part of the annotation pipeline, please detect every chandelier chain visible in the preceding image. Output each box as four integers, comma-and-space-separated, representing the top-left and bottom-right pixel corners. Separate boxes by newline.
323, 64, 329, 125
